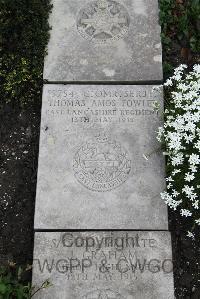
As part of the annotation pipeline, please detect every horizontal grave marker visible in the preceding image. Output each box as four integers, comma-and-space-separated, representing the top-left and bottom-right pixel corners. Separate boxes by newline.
43, 0, 162, 82
34, 85, 168, 230
32, 231, 174, 298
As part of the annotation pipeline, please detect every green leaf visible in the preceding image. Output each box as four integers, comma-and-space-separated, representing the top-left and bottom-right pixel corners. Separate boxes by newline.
0, 283, 7, 294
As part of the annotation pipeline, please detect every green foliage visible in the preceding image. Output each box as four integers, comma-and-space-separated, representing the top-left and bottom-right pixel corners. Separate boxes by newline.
0, 264, 52, 299
0, 0, 52, 106
159, 0, 200, 77
163, 61, 174, 75
159, 0, 175, 41
159, 0, 200, 50
0, 265, 32, 298
188, 0, 200, 52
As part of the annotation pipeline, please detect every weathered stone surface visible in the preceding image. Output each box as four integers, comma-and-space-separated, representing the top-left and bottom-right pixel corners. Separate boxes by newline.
32, 231, 174, 299
43, 0, 162, 82
34, 84, 167, 230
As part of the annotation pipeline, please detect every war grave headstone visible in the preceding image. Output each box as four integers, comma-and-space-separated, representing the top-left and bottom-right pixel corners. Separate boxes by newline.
34, 85, 168, 230
32, 0, 175, 297
43, 0, 163, 82
32, 231, 174, 298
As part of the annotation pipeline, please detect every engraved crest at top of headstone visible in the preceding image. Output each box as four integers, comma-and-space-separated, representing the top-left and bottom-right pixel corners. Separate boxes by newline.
77, 0, 130, 44
43, 0, 163, 82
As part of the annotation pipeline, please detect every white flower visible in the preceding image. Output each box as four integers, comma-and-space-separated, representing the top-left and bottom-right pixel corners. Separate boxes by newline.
186, 74, 193, 80
182, 185, 195, 198
185, 173, 195, 182
195, 219, 200, 225
158, 64, 200, 233
174, 64, 187, 73
172, 190, 180, 197
190, 193, 198, 201
178, 83, 188, 92
166, 176, 173, 182
184, 111, 194, 122
171, 153, 184, 166
180, 209, 192, 217
172, 92, 183, 106
189, 153, 200, 165
193, 64, 200, 74
173, 74, 182, 81
184, 134, 195, 144
190, 165, 198, 173
167, 183, 172, 189
167, 132, 182, 151
164, 79, 173, 86
184, 122, 196, 133
194, 140, 200, 151
161, 191, 182, 210
187, 231, 195, 239
192, 200, 199, 209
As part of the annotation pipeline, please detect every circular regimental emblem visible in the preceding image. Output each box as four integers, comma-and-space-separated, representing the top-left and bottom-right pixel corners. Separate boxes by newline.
73, 134, 131, 192
77, 0, 130, 43
82, 289, 122, 299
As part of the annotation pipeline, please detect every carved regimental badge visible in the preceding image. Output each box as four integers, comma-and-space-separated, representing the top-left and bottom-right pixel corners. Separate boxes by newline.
77, 0, 130, 43
73, 134, 131, 192
82, 289, 123, 299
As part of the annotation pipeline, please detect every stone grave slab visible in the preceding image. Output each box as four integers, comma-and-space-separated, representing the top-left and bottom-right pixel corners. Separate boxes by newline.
34, 84, 168, 230
32, 231, 174, 299
43, 0, 163, 82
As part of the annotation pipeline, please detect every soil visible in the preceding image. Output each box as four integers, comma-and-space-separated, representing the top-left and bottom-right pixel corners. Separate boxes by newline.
0, 102, 41, 266
169, 212, 200, 298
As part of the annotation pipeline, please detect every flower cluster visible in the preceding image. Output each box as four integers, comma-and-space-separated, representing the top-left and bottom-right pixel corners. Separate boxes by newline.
157, 64, 200, 238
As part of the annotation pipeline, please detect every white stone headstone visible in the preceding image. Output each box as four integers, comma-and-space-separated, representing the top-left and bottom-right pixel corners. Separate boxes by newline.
34, 84, 168, 230
43, 0, 162, 82
32, 231, 174, 299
